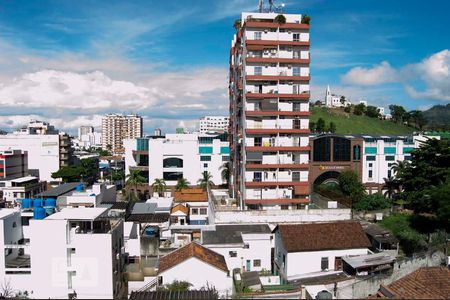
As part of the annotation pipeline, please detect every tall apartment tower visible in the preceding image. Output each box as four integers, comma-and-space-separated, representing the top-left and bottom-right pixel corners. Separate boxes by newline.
102, 114, 143, 154
229, 11, 311, 210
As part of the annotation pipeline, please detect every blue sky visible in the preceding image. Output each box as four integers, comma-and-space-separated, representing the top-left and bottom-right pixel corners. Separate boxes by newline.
0, 0, 449, 134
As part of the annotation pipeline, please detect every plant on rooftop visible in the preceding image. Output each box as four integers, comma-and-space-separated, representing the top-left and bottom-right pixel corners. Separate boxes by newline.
220, 162, 230, 186
152, 178, 166, 197
274, 14, 286, 24
301, 15, 310, 24
175, 178, 190, 191
198, 171, 214, 191
157, 280, 192, 292
233, 19, 241, 30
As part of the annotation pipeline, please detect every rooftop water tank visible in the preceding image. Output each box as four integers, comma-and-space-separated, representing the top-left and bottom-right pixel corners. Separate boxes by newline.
76, 184, 85, 192
33, 207, 46, 219
44, 198, 56, 207
33, 199, 44, 208
22, 198, 32, 209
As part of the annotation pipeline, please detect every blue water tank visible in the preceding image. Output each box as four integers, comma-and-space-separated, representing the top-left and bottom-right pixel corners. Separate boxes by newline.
22, 198, 32, 209
44, 198, 56, 207
33, 199, 44, 207
33, 207, 46, 219
76, 184, 85, 192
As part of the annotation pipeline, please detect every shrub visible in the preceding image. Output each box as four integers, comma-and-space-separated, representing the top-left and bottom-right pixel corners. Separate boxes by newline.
301, 15, 310, 24
274, 14, 286, 24
353, 193, 391, 211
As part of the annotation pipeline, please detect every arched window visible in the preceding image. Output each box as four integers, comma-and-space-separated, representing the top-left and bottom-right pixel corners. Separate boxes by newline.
163, 157, 183, 168
12, 222, 17, 228
353, 145, 361, 161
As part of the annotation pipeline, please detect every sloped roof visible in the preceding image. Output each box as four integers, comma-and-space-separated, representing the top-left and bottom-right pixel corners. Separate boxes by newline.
202, 224, 271, 245
174, 189, 208, 202
171, 204, 189, 215
129, 290, 218, 300
158, 242, 228, 274
274, 221, 370, 252
379, 267, 450, 299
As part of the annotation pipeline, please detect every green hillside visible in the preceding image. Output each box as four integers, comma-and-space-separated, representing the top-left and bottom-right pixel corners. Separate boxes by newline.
310, 106, 416, 135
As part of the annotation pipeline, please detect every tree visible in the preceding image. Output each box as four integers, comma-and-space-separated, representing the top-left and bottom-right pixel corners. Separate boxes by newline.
316, 118, 326, 133
395, 139, 450, 214
314, 100, 322, 106
409, 110, 427, 130
198, 171, 214, 191
338, 170, 365, 205
389, 104, 406, 123
383, 176, 400, 200
344, 105, 352, 113
126, 170, 147, 200
353, 103, 366, 115
220, 162, 230, 186
340, 96, 346, 106
328, 122, 337, 133
175, 178, 190, 192
365, 105, 381, 118
152, 178, 167, 197
390, 160, 409, 177
51, 158, 98, 183
274, 14, 286, 24
309, 121, 316, 133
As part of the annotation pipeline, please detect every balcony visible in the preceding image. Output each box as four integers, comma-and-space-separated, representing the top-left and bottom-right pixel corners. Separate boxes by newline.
246, 75, 310, 81
246, 128, 309, 134
246, 163, 309, 169
246, 57, 310, 64
245, 92, 310, 100
245, 181, 309, 187
245, 198, 309, 204
244, 21, 310, 30
246, 40, 310, 47
246, 145, 310, 152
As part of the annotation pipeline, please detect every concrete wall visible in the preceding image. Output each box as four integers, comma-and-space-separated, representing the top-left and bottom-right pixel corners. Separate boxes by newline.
159, 257, 233, 297
213, 208, 351, 224
337, 252, 446, 299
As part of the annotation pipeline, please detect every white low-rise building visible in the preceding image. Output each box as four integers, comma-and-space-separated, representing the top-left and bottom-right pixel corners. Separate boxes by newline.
0, 176, 44, 205
157, 242, 233, 297
199, 116, 229, 133
202, 224, 272, 273
0, 207, 127, 299
325, 86, 351, 108
273, 221, 370, 281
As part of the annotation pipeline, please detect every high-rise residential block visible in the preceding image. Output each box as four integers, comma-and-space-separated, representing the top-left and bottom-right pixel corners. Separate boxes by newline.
199, 116, 229, 133
229, 11, 311, 210
101, 114, 143, 154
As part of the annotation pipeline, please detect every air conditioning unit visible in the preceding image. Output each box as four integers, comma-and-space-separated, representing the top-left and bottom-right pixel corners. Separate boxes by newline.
287, 64, 292, 68
288, 30, 292, 34
288, 82, 293, 85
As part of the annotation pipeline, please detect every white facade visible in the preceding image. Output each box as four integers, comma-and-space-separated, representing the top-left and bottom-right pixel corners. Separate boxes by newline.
159, 257, 232, 296
0, 208, 127, 299
0, 134, 64, 182
325, 86, 350, 108
0, 176, 43, 205
125, 133, 229, 186
362, 134, 440, 185
203, 232, 272, 273
64, 183, 116, 208
199, 116, 229, 133
73, 127, 102, 150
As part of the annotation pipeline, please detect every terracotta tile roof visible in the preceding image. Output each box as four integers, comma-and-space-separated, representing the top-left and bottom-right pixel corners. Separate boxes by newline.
170, 204, 189, 215
379, 267, 450, 299
274, 221, 371, 252
174, 189, 208, 202
158, 242, 228, 274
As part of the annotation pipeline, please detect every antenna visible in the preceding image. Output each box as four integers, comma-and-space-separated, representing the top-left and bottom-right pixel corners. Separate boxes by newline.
258, 0, 285, 13
258, 0, 264, 12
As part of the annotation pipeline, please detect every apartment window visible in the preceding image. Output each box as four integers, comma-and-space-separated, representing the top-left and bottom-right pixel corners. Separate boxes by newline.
281, 205, 289, 210
192, 208, 199, 214
203, 163, 208, 168
368, 170, 373, 178
163, 172, 183, 181
321, 257, 329, 270
293, 33, 300, 41
254, 137, 262, 147
385, 156, 395, 161
222, 156, 230, 162
333, 137, 351, 161
388, 170, 392, 178
200, 208, 207, 215
369, 163, 373, 167
254, 31, 262, 40
404, 155, 412, 161
313, 137, 331, 161
163, 157, 183, 168
253, 259, 261, 267
229, 251, 237, 257
200, 156, 211, 161
254, 66, 262, 76
366, 156, 376, 161
292, 67, 300, 76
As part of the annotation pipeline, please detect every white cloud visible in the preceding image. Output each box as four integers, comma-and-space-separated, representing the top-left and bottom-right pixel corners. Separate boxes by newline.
405, 49, 450, 101
341, 61, 398, 85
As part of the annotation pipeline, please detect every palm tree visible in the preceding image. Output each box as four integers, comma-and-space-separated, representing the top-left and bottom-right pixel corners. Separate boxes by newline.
152, 178, 166, 197
175, 178, 190, 191
198, 171, 214, 191
220, 162, 230, 186
126, 170, 147, 201
383, 176, 399, 200
391, 160, 409, 177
